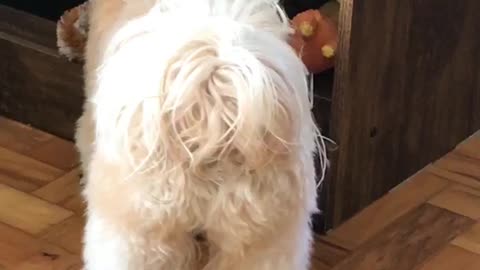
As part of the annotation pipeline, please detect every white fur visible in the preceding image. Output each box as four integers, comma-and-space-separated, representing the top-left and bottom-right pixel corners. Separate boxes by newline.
76, 0, 326, 269
83, 212, 132, 270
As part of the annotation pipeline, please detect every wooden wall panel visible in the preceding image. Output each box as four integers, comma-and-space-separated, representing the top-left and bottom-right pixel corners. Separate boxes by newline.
0, 5, 83, 140
328, 0, 480, 227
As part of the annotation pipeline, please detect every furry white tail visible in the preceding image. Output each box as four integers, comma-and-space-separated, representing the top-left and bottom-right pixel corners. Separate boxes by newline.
92, 0, 325, 179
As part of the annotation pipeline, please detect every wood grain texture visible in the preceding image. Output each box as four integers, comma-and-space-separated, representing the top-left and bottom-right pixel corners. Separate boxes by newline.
332, 204, 474, 270
33, 168, 81, 205
433, 153, 480, 186
309, 258, 330, 270
0, 116, 79, 171
323, 0, 353, 231
428, 184, 480, 220
27, 138, 78, 171
311, 236, 348, 268
419, 131, 480, 190
0, 184, 73, 234
426, 165, 480, 190
0, 222, 81, 269
11, 244, 81, 270
0, 223, 46, 268
0, 4, 83, 140
328, 0, 480, 227
0, 119, 84, 269
455, 132, 480, 160
60, 194, 85, 215
452, 223, 480, 255
327, 170, 450, 250
0, 117, 53, 154
0, 147, 64, 192
39, 216, 85, 254
416, 245, 480, 270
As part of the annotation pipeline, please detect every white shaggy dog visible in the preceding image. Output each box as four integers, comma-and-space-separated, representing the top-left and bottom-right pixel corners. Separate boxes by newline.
75, 0, 326, 269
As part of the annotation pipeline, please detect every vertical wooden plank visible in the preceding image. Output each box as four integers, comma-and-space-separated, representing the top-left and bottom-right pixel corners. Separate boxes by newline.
324, 0, 354, 230
328, 0, 480, 227
0, 5, 84, 140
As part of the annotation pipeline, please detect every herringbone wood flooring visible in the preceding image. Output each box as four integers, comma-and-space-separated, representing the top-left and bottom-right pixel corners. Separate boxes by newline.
1, 116, 479, 270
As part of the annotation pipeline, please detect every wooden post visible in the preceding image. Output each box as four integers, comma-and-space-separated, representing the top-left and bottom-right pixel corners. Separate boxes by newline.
328, 0, 480, 228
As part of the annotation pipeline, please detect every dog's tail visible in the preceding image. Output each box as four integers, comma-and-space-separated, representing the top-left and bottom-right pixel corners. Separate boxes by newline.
93, 0, 324, 178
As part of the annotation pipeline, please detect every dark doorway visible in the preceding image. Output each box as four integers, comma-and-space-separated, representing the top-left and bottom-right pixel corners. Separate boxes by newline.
0, 0, 85, 21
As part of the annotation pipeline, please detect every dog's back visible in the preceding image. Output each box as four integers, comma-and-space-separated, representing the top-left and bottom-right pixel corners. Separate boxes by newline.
79, 1, 323, 269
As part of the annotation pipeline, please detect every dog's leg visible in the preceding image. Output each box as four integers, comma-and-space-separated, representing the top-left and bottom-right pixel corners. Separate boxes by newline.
148, 233, 207, 270
83, 212, 137, 270
205, 217, 313, 270
84, 211, 205, 270
74, 105, 95, 184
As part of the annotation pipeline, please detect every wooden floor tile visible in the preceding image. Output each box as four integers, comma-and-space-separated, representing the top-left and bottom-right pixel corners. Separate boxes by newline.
0, 147, 64, 192
33, 168, 81, 205
311, 236, 348, 268
11, 243, 82, 270
0, 117, 478, 270
0, 184, 73, 234
331, 204, 474, 270
0, 117, 78, 171
454, 132, 480, 160
433, 153, 480, 187
452, 223, 480, 255
428, 184, 480, 220
416, 245, 480, 270
426, 165, 480, 190
327, 171, 450, 250
310, 257, 330, 270
317, 234, 353, 253
61, 194, 86, 216
27, 138, 78, 171
0, 223, 44, 268
40, 216, 85, 255
0, 222, 80, 269
0, 117, 52, 155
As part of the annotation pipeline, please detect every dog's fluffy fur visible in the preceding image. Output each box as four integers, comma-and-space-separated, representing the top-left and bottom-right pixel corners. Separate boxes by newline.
76, 0, 325, 269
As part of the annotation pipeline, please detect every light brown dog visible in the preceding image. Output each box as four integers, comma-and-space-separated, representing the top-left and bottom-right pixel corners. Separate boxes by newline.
75, 1, 326, 269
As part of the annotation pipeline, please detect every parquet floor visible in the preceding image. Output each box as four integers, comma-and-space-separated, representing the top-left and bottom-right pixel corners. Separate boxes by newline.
0, 116, 479, 270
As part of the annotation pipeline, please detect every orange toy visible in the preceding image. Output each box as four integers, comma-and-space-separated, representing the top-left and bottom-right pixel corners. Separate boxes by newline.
289, 9, 339, 74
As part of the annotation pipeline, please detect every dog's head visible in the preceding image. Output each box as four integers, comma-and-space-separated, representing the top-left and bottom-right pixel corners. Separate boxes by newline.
91, 0, 323, 178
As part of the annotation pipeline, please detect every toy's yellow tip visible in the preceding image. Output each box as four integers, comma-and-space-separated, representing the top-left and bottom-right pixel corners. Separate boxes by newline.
322, 45, 335, 58
299, 22, 314, 38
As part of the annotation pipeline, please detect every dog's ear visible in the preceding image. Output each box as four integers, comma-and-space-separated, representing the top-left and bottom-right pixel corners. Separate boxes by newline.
57, 1, 90, 62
